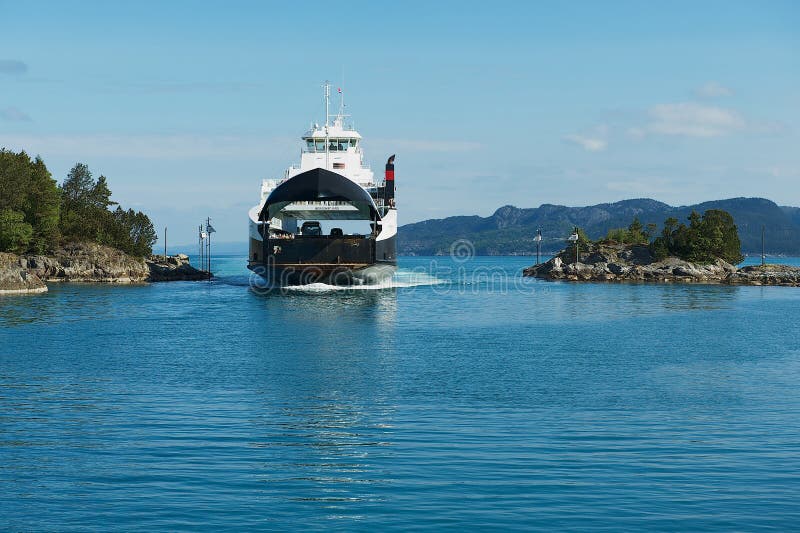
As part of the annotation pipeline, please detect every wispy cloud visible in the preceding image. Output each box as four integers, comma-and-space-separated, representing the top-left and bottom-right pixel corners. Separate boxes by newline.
646, 102, 745, 138
563, 125, 608, 152
0, 60, 28, 75
0, 107, 32, 121
563, 134, 607, 152
694, 82, 733, 99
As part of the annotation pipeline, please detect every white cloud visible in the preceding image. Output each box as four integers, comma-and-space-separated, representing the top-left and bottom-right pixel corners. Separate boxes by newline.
563, 134, 607, 152
0, 106, 31, 121
695, 82, 733, 99
646, 102, 745, 138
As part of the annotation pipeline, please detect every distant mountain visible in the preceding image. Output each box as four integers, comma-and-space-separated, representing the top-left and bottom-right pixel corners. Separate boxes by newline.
782, 205, 800, 228
398, 197, 800, 256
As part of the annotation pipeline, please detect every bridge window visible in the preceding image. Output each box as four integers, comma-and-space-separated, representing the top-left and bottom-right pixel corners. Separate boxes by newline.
307, 138, 357, 152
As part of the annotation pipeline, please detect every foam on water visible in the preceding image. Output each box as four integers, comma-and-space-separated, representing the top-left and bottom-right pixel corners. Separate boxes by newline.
282, 269, 447, 292
211, 268, 446, 292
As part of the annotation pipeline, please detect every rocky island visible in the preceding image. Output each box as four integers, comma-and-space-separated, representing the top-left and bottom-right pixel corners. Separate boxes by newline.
524, 210, 800, 287
0, 242, 209, 295
523, 243, 800, 286
0, 150, 208, 294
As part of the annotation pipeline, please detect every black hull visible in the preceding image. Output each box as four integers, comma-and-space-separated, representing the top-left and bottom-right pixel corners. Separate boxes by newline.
248, 234, 396, 286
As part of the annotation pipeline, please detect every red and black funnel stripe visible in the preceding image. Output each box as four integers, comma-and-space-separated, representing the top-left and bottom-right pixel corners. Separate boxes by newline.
384, 154, 395, 202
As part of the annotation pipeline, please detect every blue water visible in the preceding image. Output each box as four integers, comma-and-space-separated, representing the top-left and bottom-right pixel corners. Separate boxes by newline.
2, 256, 800, 531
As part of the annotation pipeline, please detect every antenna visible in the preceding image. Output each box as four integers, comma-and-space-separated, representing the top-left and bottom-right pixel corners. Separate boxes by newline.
340, 66, 345, 121
323, 80, 331, 127
323, 81, 330, 170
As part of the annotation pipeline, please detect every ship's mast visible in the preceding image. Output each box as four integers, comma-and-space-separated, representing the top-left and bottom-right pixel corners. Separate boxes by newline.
324, 81, 330, 171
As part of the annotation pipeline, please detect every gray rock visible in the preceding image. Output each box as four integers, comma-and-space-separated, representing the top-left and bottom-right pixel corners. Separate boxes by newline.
523, 242, 796, 286
146, 254, 208, 281
608, 263, 628, 275
727, 265, 800, 286
25, 243, 150, 283
0, 253, 47, 295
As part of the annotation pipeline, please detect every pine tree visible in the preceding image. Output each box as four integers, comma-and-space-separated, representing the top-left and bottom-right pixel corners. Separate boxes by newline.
0, 149, 60, 253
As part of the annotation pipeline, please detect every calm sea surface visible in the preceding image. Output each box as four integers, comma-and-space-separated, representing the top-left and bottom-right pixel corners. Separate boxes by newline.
1, 255, 799, 531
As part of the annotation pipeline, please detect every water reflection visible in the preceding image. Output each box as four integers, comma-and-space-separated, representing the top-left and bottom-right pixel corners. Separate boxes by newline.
239, 284, 400, 516
532, 282, 743, 323
0, 283, 148, 328
250, 286, 398, 330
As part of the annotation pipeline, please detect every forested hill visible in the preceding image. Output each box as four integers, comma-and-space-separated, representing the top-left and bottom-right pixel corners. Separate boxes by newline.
398, 197, 800, 256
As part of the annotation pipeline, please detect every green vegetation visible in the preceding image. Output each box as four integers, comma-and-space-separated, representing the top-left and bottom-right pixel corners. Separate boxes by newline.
650, 210, 744, 264
555, 211, 744, 265
602, 217, 655, 244
0, 149, 157, 257
0, 149, 60, 253
0, 209, 34, 253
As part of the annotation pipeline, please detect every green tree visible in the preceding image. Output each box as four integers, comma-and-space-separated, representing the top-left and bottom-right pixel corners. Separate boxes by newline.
0, 149, 60, 253
27, 156, 61, 252
697, 209, 744, 264
60, 165, 121, 245
628, 217, 646, 242
129, 210, 157, 256
649, 210, 743, 264
89, 175, 117, 211
60, 163, 96, 241
603, 218, 650, 244
110, 207, 157, 257
0, 209, 33, 253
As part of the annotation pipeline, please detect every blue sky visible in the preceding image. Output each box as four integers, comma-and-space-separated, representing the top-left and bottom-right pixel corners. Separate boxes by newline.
1, 0, 798, 245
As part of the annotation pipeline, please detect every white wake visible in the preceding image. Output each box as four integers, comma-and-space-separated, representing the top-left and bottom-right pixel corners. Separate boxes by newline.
282, 270, 446, 292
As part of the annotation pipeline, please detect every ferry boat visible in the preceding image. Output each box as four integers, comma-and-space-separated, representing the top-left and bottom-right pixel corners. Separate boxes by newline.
247, 82, 397, 285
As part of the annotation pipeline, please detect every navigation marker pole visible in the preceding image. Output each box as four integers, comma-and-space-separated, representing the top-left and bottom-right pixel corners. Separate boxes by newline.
205, 217, 216, 280
762, 224, 766, 266
534, 228, 542, 265
164, 227, 167, 260
568, 227, 579, 265
198, 224, 205, 271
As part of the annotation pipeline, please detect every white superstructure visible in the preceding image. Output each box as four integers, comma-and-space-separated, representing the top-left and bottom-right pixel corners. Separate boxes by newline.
248, 83, 390, 236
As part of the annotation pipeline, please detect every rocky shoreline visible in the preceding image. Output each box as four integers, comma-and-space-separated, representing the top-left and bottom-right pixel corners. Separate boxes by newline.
0, 242, 209, 295
524, 243, 800, 286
